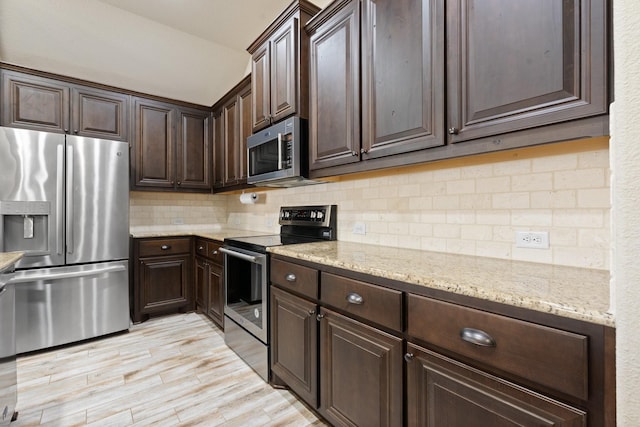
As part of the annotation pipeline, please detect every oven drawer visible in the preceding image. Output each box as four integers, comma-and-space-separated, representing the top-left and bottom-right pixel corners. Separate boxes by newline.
138, 237, 191, 257
406, 294, 589, 400
271, 259, 319, 299
320, 272, 402, 332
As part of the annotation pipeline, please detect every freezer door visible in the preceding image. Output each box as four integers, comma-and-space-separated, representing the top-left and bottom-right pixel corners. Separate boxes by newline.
0, 281, 16, 426
0, 127, 66, 268
65, 136, 129, 264
13, 260, 130, 354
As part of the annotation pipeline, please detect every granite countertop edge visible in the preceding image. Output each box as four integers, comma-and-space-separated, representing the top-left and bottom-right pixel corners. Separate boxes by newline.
268, 241, 614, 328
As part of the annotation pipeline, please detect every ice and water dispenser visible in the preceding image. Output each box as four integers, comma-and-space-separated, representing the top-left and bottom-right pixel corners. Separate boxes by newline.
0, 201, 52, 256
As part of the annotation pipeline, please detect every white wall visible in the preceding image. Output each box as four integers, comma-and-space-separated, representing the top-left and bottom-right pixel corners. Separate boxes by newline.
612, 0, 640, 424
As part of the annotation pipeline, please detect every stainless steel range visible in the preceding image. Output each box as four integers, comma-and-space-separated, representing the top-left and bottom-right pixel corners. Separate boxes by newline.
221, 205, 337, 381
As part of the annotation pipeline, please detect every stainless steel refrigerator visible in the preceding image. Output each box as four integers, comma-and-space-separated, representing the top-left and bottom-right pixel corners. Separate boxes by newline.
0, 127, 130, 354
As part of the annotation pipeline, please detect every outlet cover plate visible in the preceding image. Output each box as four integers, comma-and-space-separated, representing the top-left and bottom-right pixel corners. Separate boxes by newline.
516, 231, 549, 249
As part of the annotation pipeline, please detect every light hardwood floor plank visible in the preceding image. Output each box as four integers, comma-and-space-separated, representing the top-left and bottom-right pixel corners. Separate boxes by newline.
14, 312, 327, 426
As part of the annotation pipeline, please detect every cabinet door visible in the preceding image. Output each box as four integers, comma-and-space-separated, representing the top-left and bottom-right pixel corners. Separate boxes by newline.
251, 43, 272, 132
361, 0, 445, 158
1, 70, 70, 133
308, 0, 361, 170
270, 17, 298, 124
222, 96, 240, 186
446, 0, 608, 143
270, 287, 318, 407
138, 254, 190, 314
319, 308, 402, 427
405, 343, 587, 427
71, 85, 129, 141
195, 257, 208, 313
238, 82, 252, 183
133, 98, 175, 188
207, 262, 224, 328
176, 107, 211, 190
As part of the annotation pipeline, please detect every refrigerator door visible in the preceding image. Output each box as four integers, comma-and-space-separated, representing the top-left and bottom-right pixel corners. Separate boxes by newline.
65, 136, 129, 264
0, 128, 65, 268
0, 277, 16, 426
13, 260, 130, 354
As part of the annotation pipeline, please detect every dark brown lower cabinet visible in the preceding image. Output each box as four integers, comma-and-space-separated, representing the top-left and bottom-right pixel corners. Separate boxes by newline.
270, 286, 318, 406
194, 238, 224, 328
319, 307, 403, 427
405, 343, 587, 427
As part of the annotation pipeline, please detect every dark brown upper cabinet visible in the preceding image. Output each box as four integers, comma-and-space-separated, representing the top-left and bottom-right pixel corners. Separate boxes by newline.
212, 76, 252, 191
306, 0, 609, 178
306, 0, 445, 171
247, 0, 320, 132
132, 97, 211, 191
446, 0, 608, 143
1, 69, 129, 141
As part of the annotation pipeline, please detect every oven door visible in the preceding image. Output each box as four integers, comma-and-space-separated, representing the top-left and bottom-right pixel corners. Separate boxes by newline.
220, 246, 268, 343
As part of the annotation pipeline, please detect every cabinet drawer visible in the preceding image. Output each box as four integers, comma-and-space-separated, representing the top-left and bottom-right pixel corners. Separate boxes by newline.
406, 294, 588, 400
207, 240, 223, 265
271, 259, 319, 299
138, 238, 191, 257
195, 239, 208, 258
320, 272, 402, 332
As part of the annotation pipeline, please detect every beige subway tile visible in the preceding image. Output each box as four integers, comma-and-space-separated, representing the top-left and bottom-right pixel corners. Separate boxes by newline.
408, 196, 434, 210
432, 167, 461, 182
420, 237, 447, 252
512, 247, 553, 264
554, 168, 606, 190
446, 210, 476, 224
530, 190, 577, 209
532, 153, 578, 172
553, 246, 606, 269
476, 241, 512, 259
446, 179, 475, 195
578, 228, 610, 249
578, 148, 609, 168
397, 235, 422, 250
460, 163, 494, 179
492, 192, 530, 209
549, 228, 578, 247
460, 194, 492, 210
409, 223, 433, 237
461, 224, 492, 241
379, 234, 399, 247
434, 224, 461, 239
554, 209, 604, 228
476, 176, 511, 193
492, 226, 516, 243
577, 188, 611, 208
511, 173, 553, 191
399, 184, 421, 197
476, 210, 511, 225
446, 239, 476, 256
493, 159, 531, 176
511, 210, 553, 227
433, 195, 460, 209
420, 181, 447, 196
388, 222, 409, 235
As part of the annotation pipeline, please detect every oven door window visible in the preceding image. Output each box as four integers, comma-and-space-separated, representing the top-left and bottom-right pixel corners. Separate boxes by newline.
224, 249, 267, 342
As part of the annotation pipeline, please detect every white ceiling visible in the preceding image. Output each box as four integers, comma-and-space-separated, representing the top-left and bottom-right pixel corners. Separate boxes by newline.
0, 0, 331, 106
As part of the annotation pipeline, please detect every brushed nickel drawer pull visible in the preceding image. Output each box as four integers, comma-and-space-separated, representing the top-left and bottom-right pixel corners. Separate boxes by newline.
285, 273, 297, 282
404, 352, 414, 363
460, 328, 496, 347
346, 292, 364, 305
160, 245, 171, 250
316, 313, 325, 321
212, 250, 218, 255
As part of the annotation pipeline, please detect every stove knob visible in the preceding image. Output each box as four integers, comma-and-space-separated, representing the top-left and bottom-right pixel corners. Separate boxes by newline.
317, 211, 324, 220
311, 211, 316, 219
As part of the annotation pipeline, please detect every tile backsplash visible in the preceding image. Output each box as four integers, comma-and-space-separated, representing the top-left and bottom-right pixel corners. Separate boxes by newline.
131, 137, 610, 270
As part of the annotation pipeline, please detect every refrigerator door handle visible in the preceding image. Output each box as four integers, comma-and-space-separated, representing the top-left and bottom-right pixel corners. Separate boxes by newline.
9, 264, 126, 284
56, 145, 65, 256
66, 145, 74, 255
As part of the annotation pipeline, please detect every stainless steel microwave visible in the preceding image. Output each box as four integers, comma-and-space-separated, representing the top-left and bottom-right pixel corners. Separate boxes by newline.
247, 117, 317, 187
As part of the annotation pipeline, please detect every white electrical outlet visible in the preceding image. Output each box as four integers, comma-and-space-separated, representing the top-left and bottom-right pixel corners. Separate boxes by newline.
516, 231, 549, 249
353, 222, 366, 235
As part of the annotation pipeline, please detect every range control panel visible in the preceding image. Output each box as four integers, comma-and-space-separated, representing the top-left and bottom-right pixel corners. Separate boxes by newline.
279, 205, 336, 227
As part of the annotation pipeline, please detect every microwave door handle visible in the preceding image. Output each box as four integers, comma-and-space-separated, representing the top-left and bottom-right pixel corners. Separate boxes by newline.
277, 133, 283, 170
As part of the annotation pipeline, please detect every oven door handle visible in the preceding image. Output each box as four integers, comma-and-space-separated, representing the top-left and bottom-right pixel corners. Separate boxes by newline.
220, 247, 264, 264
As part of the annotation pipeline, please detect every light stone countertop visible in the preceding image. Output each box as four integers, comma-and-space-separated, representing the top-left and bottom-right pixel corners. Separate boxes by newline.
269, 241, 614, 327
130, 225, 269, 241
0, 251, 24, 272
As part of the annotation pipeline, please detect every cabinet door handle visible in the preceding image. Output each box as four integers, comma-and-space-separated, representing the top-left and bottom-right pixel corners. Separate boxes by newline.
351, 150, 358, 156
316, 313, 325, 321
448, 127, 459, 135
346, 292, 364, 305
160, 245, 171, 251
177, 181, 181, 186
73, 129, 79, 134
308, 309, 315, 316
212, 250, 218, 255
404, 353, 414, 363
285, 273, 296, 282
198, 246, 204, 251
460, 327, 496, 347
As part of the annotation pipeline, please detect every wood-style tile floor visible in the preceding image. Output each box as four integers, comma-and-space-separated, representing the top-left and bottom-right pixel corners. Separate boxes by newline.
14, 312, 328, 426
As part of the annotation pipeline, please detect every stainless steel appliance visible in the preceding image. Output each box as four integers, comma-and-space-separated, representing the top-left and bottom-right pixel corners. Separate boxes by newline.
0, 127, 130, 354
222, 205, 337, 381
0, 265, 16, 426
247, 116, 320, 187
